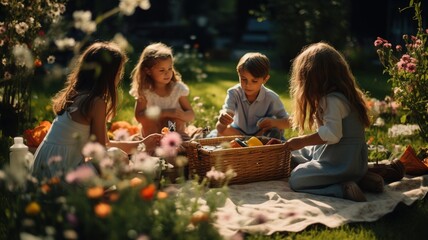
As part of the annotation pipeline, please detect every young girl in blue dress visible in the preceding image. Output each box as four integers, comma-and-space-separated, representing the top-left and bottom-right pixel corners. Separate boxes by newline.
285, 42, 383, 202
31, 42, 162, 180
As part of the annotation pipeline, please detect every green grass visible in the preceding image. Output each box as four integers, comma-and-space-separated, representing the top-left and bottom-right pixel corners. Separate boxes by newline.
1, 59, 427, 240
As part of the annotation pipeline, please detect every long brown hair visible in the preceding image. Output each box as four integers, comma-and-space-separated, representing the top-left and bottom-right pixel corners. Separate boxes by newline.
52, 41, 127, 120
129, 42, 181, 98
289, 42, 370, 132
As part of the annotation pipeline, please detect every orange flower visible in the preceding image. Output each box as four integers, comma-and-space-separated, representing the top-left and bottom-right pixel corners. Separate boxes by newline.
161, 127, 170, 135
40, 184, 50, 194
34, 59, 42, 67
94, 202, 111, 218
25, 202, 41, 216
87, 187, 104, 199
157, 191, 168, 200
130, 177, 146, 187
24, 121, 51, 148
110, 121, 139, 136
140, 183, 156, 200
108, 192, 120, 202
48, 176, 60, 185
190, 211, 209, 225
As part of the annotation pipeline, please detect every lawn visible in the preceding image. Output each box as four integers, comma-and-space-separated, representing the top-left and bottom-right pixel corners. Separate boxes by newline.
1, 59, 427, 240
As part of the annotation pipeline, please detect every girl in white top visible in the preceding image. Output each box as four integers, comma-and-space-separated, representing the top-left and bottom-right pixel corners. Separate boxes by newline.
285, 42, 372, 202
130, 42, 195, 140
31, 42, 162, 180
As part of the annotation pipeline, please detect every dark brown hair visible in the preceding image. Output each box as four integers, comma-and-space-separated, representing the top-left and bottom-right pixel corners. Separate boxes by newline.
52, 41, 127, 120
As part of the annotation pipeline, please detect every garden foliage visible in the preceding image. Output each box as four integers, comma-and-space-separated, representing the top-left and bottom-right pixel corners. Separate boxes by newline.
374, 0, 428, 141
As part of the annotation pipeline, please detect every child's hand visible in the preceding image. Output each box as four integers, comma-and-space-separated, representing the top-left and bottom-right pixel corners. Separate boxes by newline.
257, 118, 274, 130
218, 111, 234, 126
284, 137, 306, 151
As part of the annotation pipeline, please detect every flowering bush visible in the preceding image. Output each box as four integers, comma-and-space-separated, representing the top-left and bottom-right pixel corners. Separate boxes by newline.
374, 0, 428, 141
0, 0, 68, 136
0, 132, 231, 240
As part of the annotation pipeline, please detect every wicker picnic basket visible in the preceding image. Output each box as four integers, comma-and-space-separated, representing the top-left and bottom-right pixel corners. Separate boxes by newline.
182, 136, 291, 185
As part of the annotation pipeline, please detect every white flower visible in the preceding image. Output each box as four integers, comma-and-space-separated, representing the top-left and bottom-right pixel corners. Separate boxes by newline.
1, 58, 6, 65
139, 0, 151, 10
112, 33, 131, 51
388, 124, 420, 137
73, 10, 92, 29
0, 25, 5, 34
12, 44, 33, 68
72, 10, 96, 33
80, 21, 96, 34
54, 38, 76, 51
119, 0, 138, 16
373, 117, 385, 127
15, 22, 29, 35
47, 55, 55, 64
81, 142, 106, 160
33, 37, 46, 48
1, 0, 8, 6
0, 39, 4, 47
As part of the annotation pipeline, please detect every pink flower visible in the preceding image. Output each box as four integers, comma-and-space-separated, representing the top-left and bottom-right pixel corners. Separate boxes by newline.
401, 54, 411, 62
396, 45, 402, 51
383, 43, 392, 48
406, 63, 417, 73
206, 167, 225, 181
397, 60, 407, 70
157, 132, 182, 157
374, 39, 383, 47
81, 142, 106, 160
65, 165, 96, 183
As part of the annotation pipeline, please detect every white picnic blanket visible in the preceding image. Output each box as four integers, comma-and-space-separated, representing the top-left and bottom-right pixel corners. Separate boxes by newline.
214, 175, 428, 238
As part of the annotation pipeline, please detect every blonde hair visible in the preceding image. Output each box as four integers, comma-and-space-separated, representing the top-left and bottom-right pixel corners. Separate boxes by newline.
289, 42, 370, 132
236, 52, 270, 78
52, 41, 127, 120
129, 42, 181, 98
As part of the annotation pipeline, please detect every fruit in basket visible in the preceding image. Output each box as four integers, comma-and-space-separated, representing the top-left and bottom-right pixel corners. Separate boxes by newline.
246, 136, 263, 147
229, 140, 243, 148
266, 138, 282, 145
234, 138, 248, 147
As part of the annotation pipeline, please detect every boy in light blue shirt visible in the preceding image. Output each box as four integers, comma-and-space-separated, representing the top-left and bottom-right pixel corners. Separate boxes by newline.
215, 52, 290, 139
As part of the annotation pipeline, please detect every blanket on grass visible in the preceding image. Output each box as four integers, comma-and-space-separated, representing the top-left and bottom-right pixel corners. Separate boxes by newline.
214, 174, 428, 238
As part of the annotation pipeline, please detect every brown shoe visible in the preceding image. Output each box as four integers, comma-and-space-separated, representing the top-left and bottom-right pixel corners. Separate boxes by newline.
368, 159, 405, 183
342, 181, 367, 202
358, 171, 384, 193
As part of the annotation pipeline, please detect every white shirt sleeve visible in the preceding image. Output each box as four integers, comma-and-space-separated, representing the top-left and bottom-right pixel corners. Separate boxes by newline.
317, 94, 351, 144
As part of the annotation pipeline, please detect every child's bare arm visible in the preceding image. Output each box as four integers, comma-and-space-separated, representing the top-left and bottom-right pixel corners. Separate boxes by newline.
161, 96, 195, 122
284, 133, 326, 151
134, 97, 149, 123
258, 117, 291, 131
